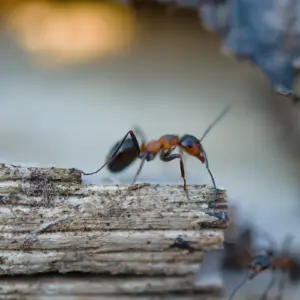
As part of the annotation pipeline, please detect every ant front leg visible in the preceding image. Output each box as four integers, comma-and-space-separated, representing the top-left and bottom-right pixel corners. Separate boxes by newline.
160, 148, 187, 191
200, 145, 217, 202
82, 130, 141, 176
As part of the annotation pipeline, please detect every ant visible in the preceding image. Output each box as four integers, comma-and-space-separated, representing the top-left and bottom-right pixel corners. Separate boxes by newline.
82, 105, 231, 201
222, 223, 300, 300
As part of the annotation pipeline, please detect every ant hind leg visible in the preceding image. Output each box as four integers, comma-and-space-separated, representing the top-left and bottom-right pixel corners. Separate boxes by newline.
82, 130, 141, 176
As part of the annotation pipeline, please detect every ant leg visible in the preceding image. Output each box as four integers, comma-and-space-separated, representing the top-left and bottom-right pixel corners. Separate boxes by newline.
82, 130, 140, 176
160, 148, 187, 190
276, 271, 287, 300
228, 271, 249, 300
260, 269, 277, 300
200, 145, 217, 201
179, 147, 187, 170
130, 153, 148, 187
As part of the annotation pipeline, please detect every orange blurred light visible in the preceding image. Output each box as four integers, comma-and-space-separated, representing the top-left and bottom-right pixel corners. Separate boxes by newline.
2, 0, 136, 67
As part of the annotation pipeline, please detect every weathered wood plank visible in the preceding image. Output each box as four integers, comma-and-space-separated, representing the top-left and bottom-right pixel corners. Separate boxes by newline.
0, 163, 82, 183
1, 262, 201, 276
0, 181, 226, 205
0, 295, 286, 300
0, 275, 223, 294
0, 217, 227, 232
0, 209, 228, 232
0, 297, 223, 300
0, 250, 206, 275
0, 162, 228, 297
0, 250, 204, 263
0, 297, 225, 300
0, 229, 223, 250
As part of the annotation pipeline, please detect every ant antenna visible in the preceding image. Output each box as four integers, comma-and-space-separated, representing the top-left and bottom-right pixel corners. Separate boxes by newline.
228, 270, 250, 300
200, 105, 231, 142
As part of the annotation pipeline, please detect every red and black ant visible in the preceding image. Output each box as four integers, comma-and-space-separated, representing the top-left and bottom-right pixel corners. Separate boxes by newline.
222, 221, 300, 300
195, 205, 300, 300
82, 105, 230, 200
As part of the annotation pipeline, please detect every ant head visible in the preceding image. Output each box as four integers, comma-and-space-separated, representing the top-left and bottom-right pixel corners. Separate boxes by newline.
248, 254, 271, 279
180, 135, 205, 161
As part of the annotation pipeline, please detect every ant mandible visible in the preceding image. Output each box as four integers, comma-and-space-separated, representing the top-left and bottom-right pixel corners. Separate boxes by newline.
82, 105, 231, 201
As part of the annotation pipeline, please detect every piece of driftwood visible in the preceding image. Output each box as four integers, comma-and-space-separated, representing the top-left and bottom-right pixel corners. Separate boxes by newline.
0, 163, 228, 298
0, 275, 226, 300
0, 274, 222, 294
0, 275, 289, 300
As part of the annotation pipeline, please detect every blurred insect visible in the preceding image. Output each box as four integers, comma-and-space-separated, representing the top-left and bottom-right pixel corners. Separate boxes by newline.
195, 205, 300, 300
223, 225, 300, 300
82, 105, 231, 201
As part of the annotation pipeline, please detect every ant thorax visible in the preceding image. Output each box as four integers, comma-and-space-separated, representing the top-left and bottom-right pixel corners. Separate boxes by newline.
145, 140, 162, 154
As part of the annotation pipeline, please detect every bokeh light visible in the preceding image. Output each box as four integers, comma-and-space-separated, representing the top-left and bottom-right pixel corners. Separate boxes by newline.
0, 0, 136, 67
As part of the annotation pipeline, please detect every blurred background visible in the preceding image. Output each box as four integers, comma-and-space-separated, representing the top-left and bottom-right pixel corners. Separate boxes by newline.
1, 0, 300, 298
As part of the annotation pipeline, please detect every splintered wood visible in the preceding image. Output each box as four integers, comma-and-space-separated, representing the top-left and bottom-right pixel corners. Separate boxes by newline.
0, 163, 228, 299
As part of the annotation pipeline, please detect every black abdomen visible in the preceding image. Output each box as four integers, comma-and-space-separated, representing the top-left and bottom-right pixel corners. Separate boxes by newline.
107, 139, 139, 173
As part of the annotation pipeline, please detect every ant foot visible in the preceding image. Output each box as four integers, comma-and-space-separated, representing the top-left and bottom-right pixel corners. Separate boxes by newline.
182, 179, 187, 190
128, 183, 150, 191
183, 187, 190, 200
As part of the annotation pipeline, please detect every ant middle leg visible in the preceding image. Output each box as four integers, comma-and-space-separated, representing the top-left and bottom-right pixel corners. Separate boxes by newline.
160, 148, 187, 190
276, 271, 287, 300
260, 269, 277, 300
82, 130, 141, 176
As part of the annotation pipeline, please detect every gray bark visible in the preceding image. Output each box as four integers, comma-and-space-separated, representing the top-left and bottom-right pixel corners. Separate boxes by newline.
0, 163, 228, 298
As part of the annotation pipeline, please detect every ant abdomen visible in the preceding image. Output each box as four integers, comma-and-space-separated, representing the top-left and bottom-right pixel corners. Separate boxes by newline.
107, 138, 140, 173
289, 260, 300, 282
